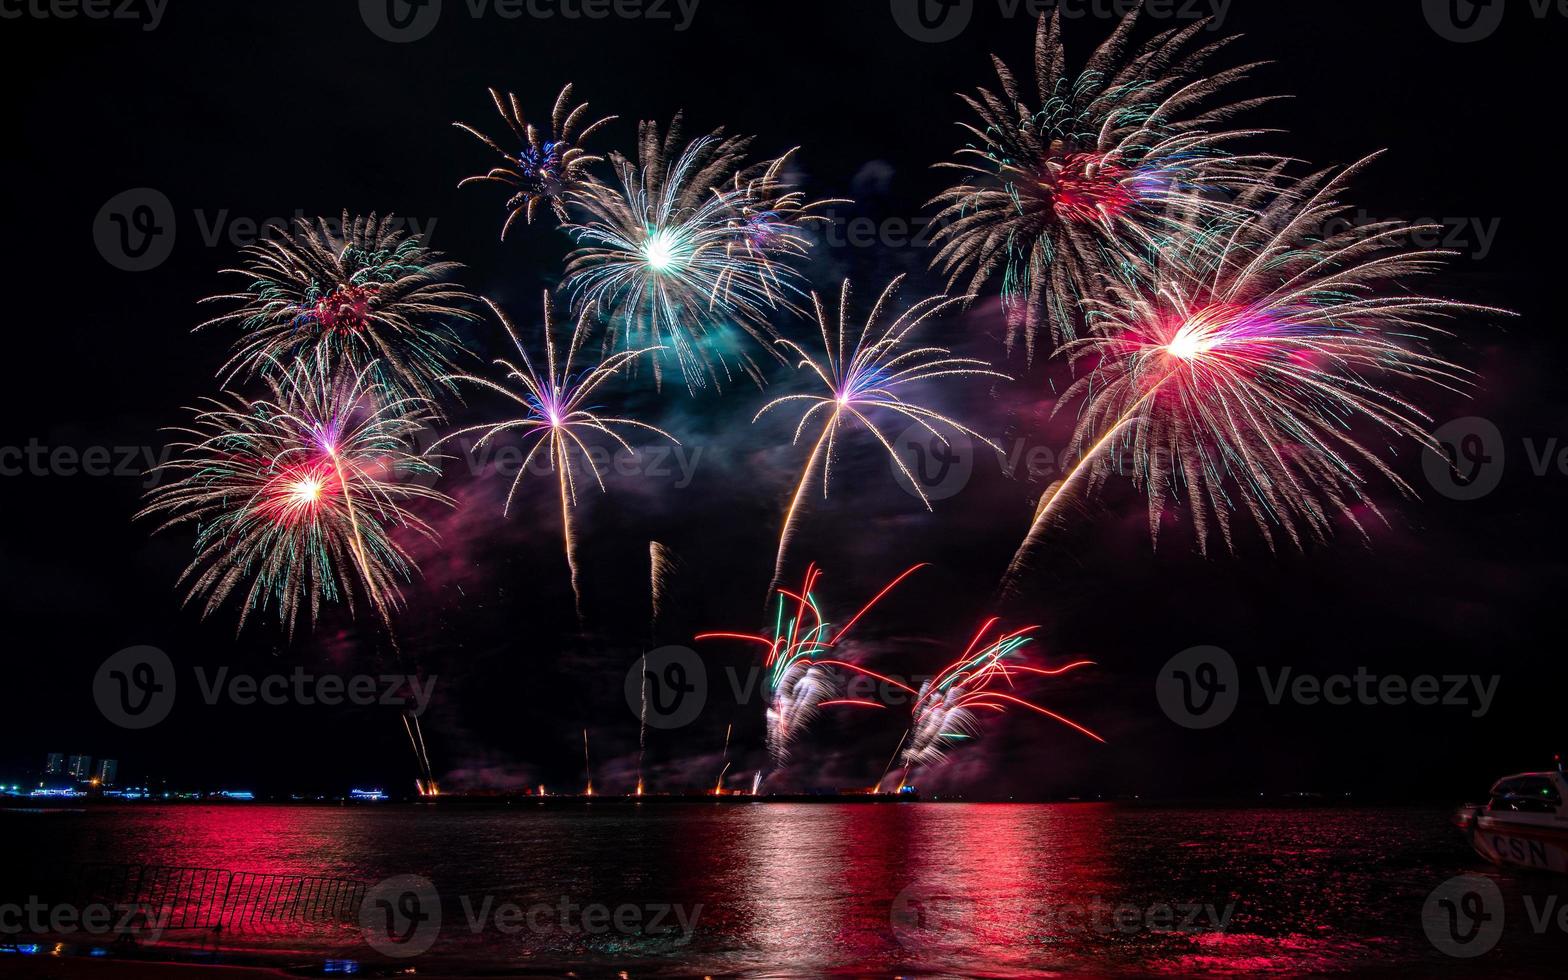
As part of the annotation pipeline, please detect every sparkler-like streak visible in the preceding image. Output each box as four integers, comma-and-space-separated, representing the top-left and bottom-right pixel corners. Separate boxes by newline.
714, 723, 733, 795
437, 295, 674, 618
198, 213, 478, 406
756, 276, 1006, 594
564, 119, 818, 390
1002, 158, 1500, 585
698, 563, 924, 769
455, 83, 617, 237
649, 540, 679, 636
929, 9, 1278, 358
898, 621, 1101, 783
140, 354, 450, 636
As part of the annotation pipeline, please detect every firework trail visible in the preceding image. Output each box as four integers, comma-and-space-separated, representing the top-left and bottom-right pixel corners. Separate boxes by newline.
198, 213, 478, 407
564, 118, 820, 390
1002, 158, 1502, 586
756, 276, 1006, 595
455, 83, 617, 238
140, 353, 450, 637
636, 648, 649, 797
436, 295, 675, 619
583, 728, 595, 796
698, 563, 925, 770
648, 540, 680, 636
402, 712, 439, 796
929, 9, 1279, 358
898, 622, 1100, 784
714, 723, 733, 795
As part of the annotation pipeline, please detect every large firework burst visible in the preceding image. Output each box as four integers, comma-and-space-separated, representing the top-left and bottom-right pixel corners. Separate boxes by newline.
455, 83, 617, 237
756, 276, 1006, 592
1005, 158, 1498, 581
698, 563, 925, 769
900, 621, 1101, 778
436, 295, 674, 616
198, 213, 478, 407
563, 117, 811, 391
929, 10, 1277, 359
139, 354, 450, 636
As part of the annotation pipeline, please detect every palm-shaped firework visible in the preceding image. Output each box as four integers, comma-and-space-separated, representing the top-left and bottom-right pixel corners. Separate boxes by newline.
929, 11, 1277, 359
437, 295, 675, 616
757, 276, 1006, 592
899, 623, 1101, 782
198, 212, 478, 408
139, 353, 450, 636
1004, 158, 1500, 585
455, 83, 617, 237
564, 118, 820, 391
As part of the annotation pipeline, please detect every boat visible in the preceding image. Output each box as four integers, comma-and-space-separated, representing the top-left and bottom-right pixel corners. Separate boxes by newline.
1454, 765, 1568, 873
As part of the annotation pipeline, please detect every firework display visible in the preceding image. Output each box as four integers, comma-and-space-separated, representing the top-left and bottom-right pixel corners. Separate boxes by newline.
436, 295, 674, 616
198, 213, 478, 407
929, 11, 1277, 358
698, 563, 926, 768
756, 276, 1006, 591
456, 83, 617, 237
139, 5, 1508, 796
900, 621, 1101, 779
139, 353, 450, 636
563, 119, 817, 390
1004, 159, 1493, 584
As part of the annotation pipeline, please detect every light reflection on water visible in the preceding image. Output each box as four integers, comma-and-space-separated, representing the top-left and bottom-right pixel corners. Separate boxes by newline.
7, 803, 1561, 976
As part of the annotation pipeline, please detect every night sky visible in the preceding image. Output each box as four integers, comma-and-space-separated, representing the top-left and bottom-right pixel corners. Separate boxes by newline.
0, 0, 1558, 802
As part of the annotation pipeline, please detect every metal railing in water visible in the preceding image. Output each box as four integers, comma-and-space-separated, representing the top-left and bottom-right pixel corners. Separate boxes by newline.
70, 863, 366, 933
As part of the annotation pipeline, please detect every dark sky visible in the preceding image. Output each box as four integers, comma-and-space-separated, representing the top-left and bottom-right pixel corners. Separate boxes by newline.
0, 0, 1559, 802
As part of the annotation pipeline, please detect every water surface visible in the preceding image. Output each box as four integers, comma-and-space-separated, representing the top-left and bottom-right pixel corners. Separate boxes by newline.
5, 803, 1561, 976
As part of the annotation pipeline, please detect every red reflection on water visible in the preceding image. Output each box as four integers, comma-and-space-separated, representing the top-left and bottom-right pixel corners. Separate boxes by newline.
13, 803, 1524, 975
